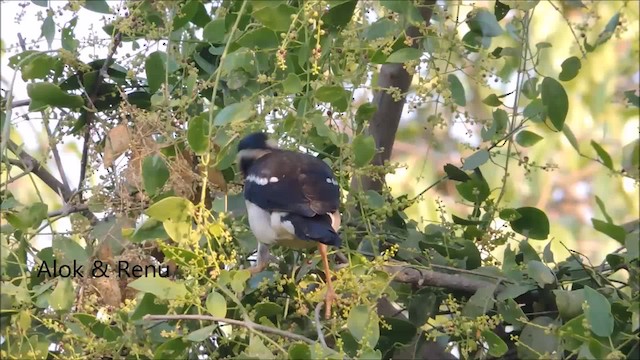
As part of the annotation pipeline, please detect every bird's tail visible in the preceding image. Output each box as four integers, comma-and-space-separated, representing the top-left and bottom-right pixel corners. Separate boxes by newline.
282, 213, 341, 247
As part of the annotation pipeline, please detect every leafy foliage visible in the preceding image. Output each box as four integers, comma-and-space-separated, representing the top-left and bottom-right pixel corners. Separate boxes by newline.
0, 1, 638, 360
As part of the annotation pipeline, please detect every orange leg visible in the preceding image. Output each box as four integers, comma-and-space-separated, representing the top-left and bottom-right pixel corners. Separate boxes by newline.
318, 243, 336, 319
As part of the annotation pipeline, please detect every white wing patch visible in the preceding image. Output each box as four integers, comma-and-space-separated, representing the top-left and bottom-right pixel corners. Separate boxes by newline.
326, 177, 339, 186
246, 174, 269, 185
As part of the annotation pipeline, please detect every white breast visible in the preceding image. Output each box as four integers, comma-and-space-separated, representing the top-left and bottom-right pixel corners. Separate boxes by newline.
245, 201, 297, 245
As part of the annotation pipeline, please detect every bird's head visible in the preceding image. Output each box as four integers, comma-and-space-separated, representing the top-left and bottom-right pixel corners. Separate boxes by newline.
236, 132, 278, 176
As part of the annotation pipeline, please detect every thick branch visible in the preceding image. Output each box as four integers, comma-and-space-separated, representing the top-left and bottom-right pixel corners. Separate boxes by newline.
5, 139, 98, 224
384, 264, 502, 293
143, 314, 318, 346
350, 1, 437, 194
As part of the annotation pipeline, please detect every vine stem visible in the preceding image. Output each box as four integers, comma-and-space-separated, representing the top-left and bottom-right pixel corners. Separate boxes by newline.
143, 314, 318, 345
494, 10, 532, 210
198, 0, 249, 212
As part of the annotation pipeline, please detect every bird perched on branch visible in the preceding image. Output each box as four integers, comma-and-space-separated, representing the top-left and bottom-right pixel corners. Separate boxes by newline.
236, 132, 342, 319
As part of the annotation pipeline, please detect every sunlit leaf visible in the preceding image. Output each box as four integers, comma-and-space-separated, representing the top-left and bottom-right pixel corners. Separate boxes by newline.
483, 330, 508, 357
386, 48, 422, 63
352, 134, 376, 168
187, 115, 210, 155
41, 14, 55, 48
515, 130, 543, 147
591, 218, 625, 244
213, 101, 255, 126
448, 74, 466, 106
252, 4, 296, 31
467, 9, 503, 37
128, 277, 187, 300
146, 196, 194, 222
462, 149, 490, 170
590, 140, 613, 170
142, 155, 170, 196
27, 82, 84, 110
482, 94, 503, 106
203, 18, 226, 43
206, 291, 227, 318
49, 278, 74, 311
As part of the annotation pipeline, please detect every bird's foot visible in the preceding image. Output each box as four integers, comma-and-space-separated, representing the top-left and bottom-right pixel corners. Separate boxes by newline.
324, 283, 337, 320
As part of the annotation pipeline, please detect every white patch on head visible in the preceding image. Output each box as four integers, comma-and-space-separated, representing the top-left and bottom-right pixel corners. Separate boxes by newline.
326, 177, 339, 186
269, 176, 279, 183
246, 174, 269, 185
266, 139, 279, 148
236, 149, 271, 163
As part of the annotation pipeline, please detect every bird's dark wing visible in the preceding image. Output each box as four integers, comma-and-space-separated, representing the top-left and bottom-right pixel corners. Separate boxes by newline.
243, 150, 340, 217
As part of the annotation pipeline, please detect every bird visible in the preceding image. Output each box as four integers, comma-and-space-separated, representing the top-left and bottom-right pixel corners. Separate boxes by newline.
236, 131, 342, 319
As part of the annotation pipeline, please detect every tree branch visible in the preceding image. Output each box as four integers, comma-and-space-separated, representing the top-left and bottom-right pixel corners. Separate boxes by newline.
384, 263, 503, 293
5, 139, 98, 224
350, 1, 437, 194
143, 314, 319, 346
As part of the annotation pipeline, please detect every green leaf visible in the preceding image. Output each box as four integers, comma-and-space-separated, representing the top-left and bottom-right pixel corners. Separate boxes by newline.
205, 291, 227, 318
203, 19, 226, 43
594, 195, 613, 223
41, 14, 55, 48
347, 305, 379, 347
462, 30, 491, 53
517, 316, 559, 359
142, 155, 170, 197
595, 12, 620, 47
521, 77, 539, 99
590, 140, 613, 170
386, 48, 422, 63
591, 218, 625, 244
31, 0, 48, 7
231, 269, 250, 293
462, 285, 496, 317
467, 9, 503, 37
282, 73, 303, 94
448, 74, 466, 106
145, 51, 172, 94
54, 236, 89, 266
288, 343, 311, 360
495, 1, 510, 21
252, 4, 296, 31
27, 82, 84, 110
184, 324, 216, 342
563, 124, 580, 151
128, 277, 187, 300
482, 330, 508, 357
482, 94, 503, 106
172, 0, 199, 30
315, 85, 347, 103
352, 134, 376, 168
364, 18, 400, 41
496, 284, 532, 301
527, 260, 555, 287
213, 101, 255, 126
5, 202, 48, 230
553, 289, 585, 320
443, 163, 471, 182
462, 149, 490, 170
624, 90, 640, 108
380, 0, 423, 23
146, 196, 194, 222
540, 77, 568, 131
583, 286, 614, 337
523, 98, 546, 122
559, 56, 581, 81
187, 115, 210, 155
497, 298, 527, 328
238, 27, 279, 49
499, 208, 521, 221
355, 103, 376, 132
49, 278, 74, 311
515, 130, 543, 147
455, 173, 490, 203
81, 0, 111, 14
510, 207, 550, 240
536, 41, 552, 50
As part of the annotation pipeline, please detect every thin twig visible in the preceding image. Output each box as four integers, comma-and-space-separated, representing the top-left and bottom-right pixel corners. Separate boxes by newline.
143, 314, 318, 346
314, 302, 329, 349
43, 113, 70, 192
9, 99, 31, 108
78, 32, 122, 195
47, 204, 89, 218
